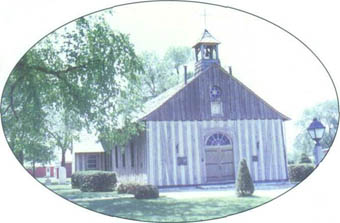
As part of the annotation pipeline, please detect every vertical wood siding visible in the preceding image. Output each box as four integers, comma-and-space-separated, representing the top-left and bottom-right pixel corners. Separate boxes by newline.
143, 119, 288, 186
109, 130, 148, 184
96, 119, 288, 186
250, 120, 259, 181
143, 65, 288, 122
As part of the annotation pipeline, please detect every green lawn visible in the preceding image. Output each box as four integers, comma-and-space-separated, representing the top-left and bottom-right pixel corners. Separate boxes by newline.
47, 184, 271, 222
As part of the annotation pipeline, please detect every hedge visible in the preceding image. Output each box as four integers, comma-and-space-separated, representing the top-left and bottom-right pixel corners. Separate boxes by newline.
71, 171, 117, 192
288, 164, 314, 182
71, 172, 83, 189
117, 183, 140, 194
134, 185, 159, 199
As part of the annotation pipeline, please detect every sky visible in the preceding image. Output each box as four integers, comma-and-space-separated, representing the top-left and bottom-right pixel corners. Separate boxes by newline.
0, 1, 339, 223
1, 1, 337, 151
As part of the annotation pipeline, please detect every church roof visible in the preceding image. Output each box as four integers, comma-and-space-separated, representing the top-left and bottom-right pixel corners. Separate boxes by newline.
136, 64, 290, 121
135, 69, 203, 121
193, 29, 220, 48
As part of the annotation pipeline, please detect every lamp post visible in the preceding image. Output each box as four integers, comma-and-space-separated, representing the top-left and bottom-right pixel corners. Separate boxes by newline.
307, 118, 326, 165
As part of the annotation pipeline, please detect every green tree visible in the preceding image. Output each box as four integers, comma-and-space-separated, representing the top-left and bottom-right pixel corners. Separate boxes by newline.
293, 100, 338, 159
25, 142, 55, 177
299, 152, 312, 164
139, 51, 176, 100
1, 51, 50, 164
164, 46, 194, 83
46, 107, 81, 167
235, 159, 254, 197
1, 15, 144, 165
139, 47, 194, 101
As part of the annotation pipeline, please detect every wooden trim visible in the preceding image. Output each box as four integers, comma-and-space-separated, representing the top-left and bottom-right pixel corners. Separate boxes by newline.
250, 120, 259, 181
186, 121, 194, 185
271, 119, 279, 180
258, 120, 266, 181
170, 121, 178, 185
149, 121, 156, 185
280, 121, 289, 179
178, 121, 186, 185
156, 122, 162, 186
262, 119, 269, 180
276, 120, 287, 179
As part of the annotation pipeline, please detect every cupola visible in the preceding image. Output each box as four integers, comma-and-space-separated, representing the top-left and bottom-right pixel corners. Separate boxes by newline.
193, 29, 220, 73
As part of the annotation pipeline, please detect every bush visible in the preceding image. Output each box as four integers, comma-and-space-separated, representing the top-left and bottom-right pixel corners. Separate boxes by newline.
134, 185, 159, 199
288, 164, 314, 182
71, 171, 117, 192
299, 153, 312, 164
235, 159, 254, 197
117, 183, 140, 194
71, 172, 83, 189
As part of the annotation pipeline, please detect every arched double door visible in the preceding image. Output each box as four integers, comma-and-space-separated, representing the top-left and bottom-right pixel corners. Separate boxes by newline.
205, 133, 235, 183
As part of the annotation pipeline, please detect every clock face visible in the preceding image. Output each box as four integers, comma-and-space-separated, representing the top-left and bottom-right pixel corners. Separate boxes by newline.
210, 86, 221, 100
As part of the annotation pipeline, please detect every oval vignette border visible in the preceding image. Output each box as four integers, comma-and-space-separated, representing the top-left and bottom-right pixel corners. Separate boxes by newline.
0, 1, 339, 223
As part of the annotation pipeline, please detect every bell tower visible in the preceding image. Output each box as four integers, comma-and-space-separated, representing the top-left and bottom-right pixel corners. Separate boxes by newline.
193, 29, 220, 73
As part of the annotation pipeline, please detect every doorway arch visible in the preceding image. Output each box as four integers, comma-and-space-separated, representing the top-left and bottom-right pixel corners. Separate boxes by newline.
205, 133, 235, 183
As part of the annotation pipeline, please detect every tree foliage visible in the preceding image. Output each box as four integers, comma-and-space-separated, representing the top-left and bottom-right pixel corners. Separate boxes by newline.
164, 46, 193, 78
293, 100, 339, 159
299, 152, 312, 164
139, 46, 194, 101
235, 159, 254, 197
139, 51, 175, 100
1, 15, 144, 164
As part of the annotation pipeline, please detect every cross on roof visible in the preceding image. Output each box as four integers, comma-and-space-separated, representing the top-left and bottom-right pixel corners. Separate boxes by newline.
201, 9, 209, 29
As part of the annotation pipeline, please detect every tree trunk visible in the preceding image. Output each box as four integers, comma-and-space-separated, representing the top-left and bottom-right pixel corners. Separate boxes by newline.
17, 150, 24, 165
176, 66, 180, 83
61, 149, 66, 167
32, 161, 36, 177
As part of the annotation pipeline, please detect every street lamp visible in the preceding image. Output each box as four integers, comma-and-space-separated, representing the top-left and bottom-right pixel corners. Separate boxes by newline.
307, 118, 326, 165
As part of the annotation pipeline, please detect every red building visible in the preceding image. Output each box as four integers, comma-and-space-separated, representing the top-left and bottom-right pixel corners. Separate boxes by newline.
27, 162, 72, 178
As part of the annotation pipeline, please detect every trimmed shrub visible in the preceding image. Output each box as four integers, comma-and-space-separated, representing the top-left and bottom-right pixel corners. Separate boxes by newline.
299, 153, 312, 164
71, 171, 117, 192
288, 164, 314, 182
235, 159, 254, 197
71, 172, 83, 189
134, 185, 159, 199
117, 183, 140, 194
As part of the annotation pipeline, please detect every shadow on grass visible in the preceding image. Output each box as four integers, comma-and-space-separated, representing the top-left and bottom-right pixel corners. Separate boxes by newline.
76, 195, 270, 222
47, 184, 270, 222
48, 185, 120, 200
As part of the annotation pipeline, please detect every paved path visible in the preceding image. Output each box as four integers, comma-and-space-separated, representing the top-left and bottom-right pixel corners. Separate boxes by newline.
66, 182, 296, 202
159, 182, 296, 199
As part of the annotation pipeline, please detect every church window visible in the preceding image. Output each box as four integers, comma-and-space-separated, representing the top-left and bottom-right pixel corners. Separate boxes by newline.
206, 133, 231, 146
210, 85, 222, 101
210, 85, 223, 116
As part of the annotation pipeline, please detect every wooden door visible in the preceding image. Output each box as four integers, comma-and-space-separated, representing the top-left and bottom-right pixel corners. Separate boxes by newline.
205, 146, 234, 182
219, 147, 235, 181
205, 147, 221, 182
